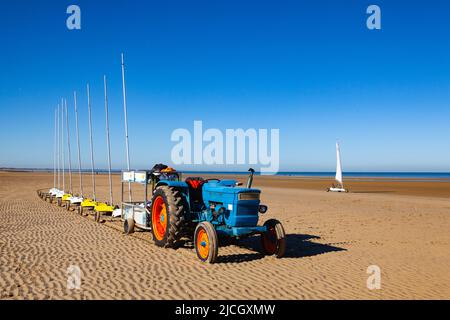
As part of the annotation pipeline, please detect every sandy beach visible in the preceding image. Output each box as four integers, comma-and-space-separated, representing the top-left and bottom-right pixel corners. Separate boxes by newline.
0, 171, 449, 300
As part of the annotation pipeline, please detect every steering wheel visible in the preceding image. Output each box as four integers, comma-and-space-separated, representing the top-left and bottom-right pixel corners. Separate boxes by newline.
205, 178, 221, 183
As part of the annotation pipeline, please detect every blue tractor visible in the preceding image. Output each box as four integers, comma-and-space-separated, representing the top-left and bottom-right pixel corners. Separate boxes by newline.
148, 167, 286, 263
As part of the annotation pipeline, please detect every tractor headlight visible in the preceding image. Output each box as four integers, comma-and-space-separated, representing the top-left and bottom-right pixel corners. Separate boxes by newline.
258, 205, 268, 214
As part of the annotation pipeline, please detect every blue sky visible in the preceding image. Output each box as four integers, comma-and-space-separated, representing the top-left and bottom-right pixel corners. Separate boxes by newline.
0, 0, 449, 172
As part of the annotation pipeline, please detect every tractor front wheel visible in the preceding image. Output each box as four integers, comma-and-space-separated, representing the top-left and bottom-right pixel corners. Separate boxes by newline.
261, 219, 286, 258
194, 222, 218, 263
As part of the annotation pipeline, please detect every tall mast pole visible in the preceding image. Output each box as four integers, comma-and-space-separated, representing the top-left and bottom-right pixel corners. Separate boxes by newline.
87, 83, 96, 201
74, 91, 83, 196
65, 99, 73, 194
104, 75, 113, 205
57, 104, 60, 190
61, 98, 65, 192
53, 108, 57, 189
121, 53, 132, 201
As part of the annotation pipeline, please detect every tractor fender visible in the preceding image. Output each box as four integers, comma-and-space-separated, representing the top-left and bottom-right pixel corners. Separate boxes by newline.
154, 180, 192, 221
155, 180, 189, 190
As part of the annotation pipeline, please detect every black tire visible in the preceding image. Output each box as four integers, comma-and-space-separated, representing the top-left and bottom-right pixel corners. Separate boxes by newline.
124, 218, 135, 234
194, 222, 219, 263
150, 186, 187, 248
261, 219, 286, 258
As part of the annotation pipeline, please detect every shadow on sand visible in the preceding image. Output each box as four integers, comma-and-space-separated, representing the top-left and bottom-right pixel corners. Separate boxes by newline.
216, 233, 346, 264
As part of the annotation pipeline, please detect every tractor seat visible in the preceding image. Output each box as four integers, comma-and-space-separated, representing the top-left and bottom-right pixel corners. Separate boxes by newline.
185, 177, 205, 204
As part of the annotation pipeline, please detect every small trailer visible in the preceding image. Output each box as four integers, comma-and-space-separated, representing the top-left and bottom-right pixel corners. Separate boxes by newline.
121, 171, 150, 233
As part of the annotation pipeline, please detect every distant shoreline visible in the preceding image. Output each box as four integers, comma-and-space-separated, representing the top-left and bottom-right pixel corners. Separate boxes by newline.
2, 169, 450, 198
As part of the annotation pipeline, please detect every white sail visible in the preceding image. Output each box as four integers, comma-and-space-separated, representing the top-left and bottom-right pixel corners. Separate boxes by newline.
335, 142, 343, 186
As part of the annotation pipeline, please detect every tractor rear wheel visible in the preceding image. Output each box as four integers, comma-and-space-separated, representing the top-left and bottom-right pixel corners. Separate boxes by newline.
150, 186, 186, 248
194, 222, 218, 263
261, 219, 286, 258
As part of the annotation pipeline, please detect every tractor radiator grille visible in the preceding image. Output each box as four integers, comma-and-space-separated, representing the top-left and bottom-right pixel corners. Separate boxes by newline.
238, 193, 260, 201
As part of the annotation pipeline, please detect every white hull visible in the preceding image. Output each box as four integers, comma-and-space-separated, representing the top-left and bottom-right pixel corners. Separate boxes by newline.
70, 196, 83, 204
327, 187, 348, 193
112, 208, 122, 218
49, 188, 60, 196
55, 190, 65, 198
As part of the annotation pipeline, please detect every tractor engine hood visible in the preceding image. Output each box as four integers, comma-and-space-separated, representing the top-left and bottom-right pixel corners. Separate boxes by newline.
202, 181, 261, 227
202, 180, 260, 194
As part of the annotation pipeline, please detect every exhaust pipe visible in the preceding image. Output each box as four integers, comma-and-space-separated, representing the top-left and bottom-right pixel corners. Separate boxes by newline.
246, 168, 255, 188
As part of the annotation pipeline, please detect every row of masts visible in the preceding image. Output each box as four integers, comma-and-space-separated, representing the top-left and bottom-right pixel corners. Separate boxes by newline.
52, 53, 131, 205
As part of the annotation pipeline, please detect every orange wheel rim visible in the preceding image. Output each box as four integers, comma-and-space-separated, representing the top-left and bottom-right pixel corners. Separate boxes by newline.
196, 228, 210, 260
152, 196, 167, 241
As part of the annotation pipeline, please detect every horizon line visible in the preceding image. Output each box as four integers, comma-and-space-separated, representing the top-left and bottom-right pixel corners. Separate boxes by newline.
1, 167, 450, 174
